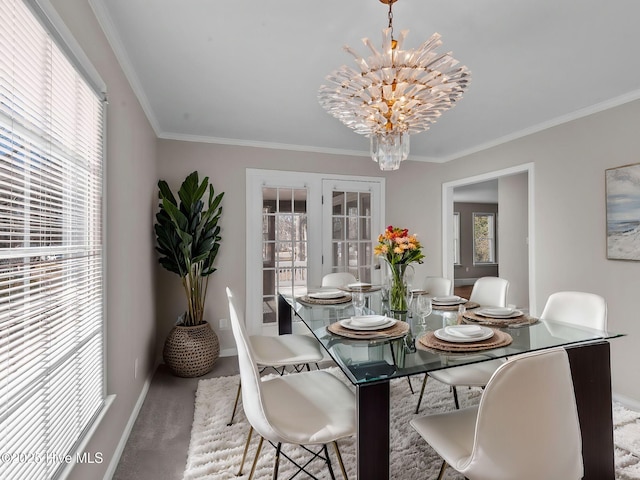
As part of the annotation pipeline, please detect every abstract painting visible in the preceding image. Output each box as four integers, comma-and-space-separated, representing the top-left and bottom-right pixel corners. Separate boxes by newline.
606, 162, 640, 260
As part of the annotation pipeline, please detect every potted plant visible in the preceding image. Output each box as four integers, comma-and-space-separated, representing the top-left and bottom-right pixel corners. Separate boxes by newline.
154, 171, 224, 377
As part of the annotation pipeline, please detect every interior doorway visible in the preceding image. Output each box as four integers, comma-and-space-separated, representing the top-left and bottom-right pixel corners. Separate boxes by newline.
441, 163, 536, 312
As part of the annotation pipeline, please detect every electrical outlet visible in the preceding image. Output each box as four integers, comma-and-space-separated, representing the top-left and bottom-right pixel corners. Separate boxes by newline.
219, 318, 229, 330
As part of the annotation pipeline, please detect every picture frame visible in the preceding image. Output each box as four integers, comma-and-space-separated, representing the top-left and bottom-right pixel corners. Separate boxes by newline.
605, 162, 640, 261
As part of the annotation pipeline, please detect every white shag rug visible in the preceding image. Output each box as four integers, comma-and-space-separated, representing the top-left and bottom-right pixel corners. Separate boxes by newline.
184, 368, 640, 479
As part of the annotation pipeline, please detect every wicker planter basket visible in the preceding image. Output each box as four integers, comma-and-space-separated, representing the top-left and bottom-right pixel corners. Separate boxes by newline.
163, 322, 219, 377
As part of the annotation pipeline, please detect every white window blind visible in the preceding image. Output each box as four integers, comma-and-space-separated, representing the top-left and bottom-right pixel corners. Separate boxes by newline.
0, 0, 105, 479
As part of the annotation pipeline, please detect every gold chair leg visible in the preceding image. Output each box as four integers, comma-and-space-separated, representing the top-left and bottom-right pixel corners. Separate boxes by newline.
247, 435, 264, 480
228, 380, 242, 425
332, 441, 349, 480
415, 374, 428, 414
237, 426, 253, 476
436, 460, 448, 480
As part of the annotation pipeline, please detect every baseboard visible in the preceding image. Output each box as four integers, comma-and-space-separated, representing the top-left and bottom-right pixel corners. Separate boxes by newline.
102, 370, 154, 480
219, 347, 237, 357
613, 392, 640, 412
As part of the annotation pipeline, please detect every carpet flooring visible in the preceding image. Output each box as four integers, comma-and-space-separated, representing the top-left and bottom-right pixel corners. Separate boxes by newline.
183, 368, 640, 480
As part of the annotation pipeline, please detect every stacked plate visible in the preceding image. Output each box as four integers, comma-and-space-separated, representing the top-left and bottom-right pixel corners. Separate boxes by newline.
339, 315, 396, 331
434, 324, 494, 343
432, 295, 467, 306
307, 289, 347, 300
475, 307, 523, 319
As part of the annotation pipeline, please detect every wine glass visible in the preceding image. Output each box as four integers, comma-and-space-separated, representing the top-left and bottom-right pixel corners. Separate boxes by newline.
416, 294, 432, 324
352, 291, 366, 316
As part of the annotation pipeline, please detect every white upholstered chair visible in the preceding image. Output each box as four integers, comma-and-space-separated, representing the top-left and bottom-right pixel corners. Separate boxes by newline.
321, 272, 357, 288
227, 301, 325, 426
414, 276, 510, 412
227, 288, 356, 480
541, 291, 607, 330
411, 347, 583, 480
421, 276, 453, 296
468, 276, 510, 307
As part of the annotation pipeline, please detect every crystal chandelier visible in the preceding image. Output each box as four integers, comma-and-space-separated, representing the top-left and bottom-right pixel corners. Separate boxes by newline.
318, 0, 471, 171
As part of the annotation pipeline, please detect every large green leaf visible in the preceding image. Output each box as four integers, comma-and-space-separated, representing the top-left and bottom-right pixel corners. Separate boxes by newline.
154, 171, 225, 325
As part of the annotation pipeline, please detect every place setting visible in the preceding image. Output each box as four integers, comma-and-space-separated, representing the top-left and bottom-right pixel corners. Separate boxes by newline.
327, 314, 410, 340
461, 306, 538, 327
431, 295, 480, 311
337, 281, 382, 293
297, 289, 352, 305
417, 323, 513, 353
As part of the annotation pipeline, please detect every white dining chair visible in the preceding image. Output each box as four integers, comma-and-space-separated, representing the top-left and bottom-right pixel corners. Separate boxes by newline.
321, 272, 357, 288
411, 347, 583, 480
227, 287, 356, 480
541, 291, 607, 330
468, 276, 510, 307
226, 300, 325, 426
421, 276, 453, 296
414, 276, 510, 412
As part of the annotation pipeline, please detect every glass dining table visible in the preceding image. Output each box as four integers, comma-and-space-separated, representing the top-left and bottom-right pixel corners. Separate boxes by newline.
278, 290, 623, 480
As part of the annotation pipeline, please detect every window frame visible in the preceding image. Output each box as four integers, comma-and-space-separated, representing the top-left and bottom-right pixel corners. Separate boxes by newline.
472, 212, 497, 265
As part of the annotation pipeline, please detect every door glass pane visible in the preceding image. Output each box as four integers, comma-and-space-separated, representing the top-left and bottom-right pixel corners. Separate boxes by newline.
327, 185, 376, 280
262, 187, 308, 324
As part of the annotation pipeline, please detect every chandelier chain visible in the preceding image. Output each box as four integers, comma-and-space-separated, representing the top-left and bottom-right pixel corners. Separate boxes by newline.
387, 2, 394, 38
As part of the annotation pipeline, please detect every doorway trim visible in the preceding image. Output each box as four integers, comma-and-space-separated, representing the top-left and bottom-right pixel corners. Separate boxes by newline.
441, 163, 537, 314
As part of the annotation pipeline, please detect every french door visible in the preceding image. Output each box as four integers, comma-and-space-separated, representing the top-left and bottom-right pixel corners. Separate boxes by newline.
322, 179, 382, 283
247, 170, 384, 335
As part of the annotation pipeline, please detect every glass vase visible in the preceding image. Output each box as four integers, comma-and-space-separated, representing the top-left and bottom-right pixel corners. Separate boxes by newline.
388, 263, 409, 315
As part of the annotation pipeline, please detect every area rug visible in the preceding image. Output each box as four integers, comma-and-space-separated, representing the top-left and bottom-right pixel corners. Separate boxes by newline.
184, 368, 640, 479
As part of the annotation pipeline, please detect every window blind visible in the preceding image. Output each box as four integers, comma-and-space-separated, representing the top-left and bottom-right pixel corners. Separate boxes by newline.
0, 0, 105, 478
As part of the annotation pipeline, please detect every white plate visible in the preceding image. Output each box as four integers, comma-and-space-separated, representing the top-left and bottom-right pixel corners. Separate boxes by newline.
476, 308, 523, 319
339, 317, 396, 331
348, 282, 371, 289
444, 325, 485, 338
349, 315, 388, 327
432, 296, 467, 305
434, 325, 494, 343
308, 290, 346, 300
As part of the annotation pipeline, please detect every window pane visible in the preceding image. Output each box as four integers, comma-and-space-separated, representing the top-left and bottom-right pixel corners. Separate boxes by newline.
473, 213, 496, 264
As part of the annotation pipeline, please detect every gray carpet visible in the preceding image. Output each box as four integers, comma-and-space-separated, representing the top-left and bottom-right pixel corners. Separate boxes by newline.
113, 358, 240, 480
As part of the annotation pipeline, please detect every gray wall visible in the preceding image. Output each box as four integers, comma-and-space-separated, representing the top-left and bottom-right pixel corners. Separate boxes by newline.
498, 173, 529, 309
453, 202, 499, 282
50, 1, 158, 478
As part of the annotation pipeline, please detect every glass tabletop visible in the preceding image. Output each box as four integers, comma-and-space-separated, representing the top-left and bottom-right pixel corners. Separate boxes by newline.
280, 291, 623, 385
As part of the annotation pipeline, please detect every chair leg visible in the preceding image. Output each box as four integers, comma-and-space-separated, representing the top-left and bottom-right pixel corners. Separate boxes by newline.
415, 374, 429, 414
332, 441, 349, 480
436, 460, 448, 480
247, 435, 264, 480
406, 376, 415, 394
452, 386, 460, 410
272, 442, 282, 480
323, 444, 337, 480
237, 426, 253, 476
227, 380, 242, 425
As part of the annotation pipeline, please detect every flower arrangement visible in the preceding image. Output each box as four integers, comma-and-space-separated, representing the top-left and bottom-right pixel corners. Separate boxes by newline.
374, 226, 425, 314
374, 226, 425, 266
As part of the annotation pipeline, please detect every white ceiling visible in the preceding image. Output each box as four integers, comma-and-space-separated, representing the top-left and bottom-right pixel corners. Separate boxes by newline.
90, 0, 640, 163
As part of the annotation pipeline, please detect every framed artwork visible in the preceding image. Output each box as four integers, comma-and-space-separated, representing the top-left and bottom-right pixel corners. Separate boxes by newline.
606, 162, 640, 261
